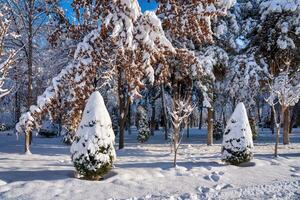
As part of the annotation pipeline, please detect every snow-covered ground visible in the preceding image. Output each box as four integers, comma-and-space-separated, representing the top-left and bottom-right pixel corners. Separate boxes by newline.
0, 128, 299, 200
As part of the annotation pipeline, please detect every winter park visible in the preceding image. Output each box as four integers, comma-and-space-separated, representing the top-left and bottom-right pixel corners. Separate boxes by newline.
0, 0, 300, 199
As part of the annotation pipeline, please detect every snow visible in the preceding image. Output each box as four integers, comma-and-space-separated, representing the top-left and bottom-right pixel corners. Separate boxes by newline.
0, 127, 300, 199
70, 91, 116, 174
277, 36, 296, 49
260, 0, 300, 20
222, 103, 254, 164
218, 0, 236, 10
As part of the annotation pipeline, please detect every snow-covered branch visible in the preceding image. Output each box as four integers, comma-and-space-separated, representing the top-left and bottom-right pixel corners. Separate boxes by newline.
16, 0, 175, 136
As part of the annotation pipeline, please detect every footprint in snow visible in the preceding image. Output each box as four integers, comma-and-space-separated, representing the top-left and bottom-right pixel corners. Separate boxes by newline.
204, 171, 225, 182
290, 168, 297, 172
291, 173, 300, 178
270, 159, 280, 166
197, 186, 214, 193
289, 166, 300, 177
290, 166, 300, 172
214, 183, 233, 191
0, 179, 7, 186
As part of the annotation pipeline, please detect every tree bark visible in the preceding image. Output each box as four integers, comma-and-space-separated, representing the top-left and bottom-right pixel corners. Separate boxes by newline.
199, 101, 203, 130
289, 103, 299, 133
275, 124, 280, 157
27, 0, 33, 109
173, 117, 180, 167
283, 106, 290, 145
271, 105, 280, 157
127, 102, 131, 135
25, 131, 31, 154
161, 84, 168, 140
150, 99, 156, 136
187, 117, 190, 138
25, 0, 34, 152
207, 107, 213, 145
257, 98, 262, 125
14, 91, 21, 125
270, 106, 275, 134
118, 69, 128, 150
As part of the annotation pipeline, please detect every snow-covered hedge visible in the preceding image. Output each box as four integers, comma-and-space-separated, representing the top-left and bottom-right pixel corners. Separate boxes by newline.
71, 91, 116, 180
221, 102, 254, 165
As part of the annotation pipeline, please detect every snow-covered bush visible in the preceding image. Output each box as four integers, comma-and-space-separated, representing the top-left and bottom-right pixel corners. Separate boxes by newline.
213, 120, 224, 140
62, 129, 76, 145
249, 117, 258, 140
137, 105, 150, 143
71, 91, 116, 180
221, 102, 254, 165
111, 108, 119, 136
39, 120, 59, 138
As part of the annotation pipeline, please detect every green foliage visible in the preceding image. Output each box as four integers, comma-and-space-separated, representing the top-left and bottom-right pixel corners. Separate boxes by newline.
62, 130, 76, 145
249, 118, 258, 140
111, 108, 119, 136
137, 105, 150, 143
222, 145, 253, 166
213, 120, 224, 140
73, 145, 114, 180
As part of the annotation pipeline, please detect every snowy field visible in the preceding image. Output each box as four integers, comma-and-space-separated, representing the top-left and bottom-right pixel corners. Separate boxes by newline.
0, 128, 300, 200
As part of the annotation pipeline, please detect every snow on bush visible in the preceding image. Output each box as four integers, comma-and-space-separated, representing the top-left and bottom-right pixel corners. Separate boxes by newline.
221, 102, 254, 165
71, 91, 116, 180
213, 120, 224, 140
136, 105, 150, 143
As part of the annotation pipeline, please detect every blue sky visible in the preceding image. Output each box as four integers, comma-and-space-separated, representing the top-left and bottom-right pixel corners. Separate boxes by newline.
139, 0, 157, 12
61, 0, 158, 17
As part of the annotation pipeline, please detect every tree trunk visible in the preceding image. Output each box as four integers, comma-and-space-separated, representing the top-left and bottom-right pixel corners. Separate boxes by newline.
207, 107, 213, 145
187, 117, 190, 138
270, 106, 275, 134
271, 105, 280, 157
257, 98, 262, 125
199, 101, 203, 130
127, 102, 131, 135
274, 124, 280, 157
14, 91, 21, 125
118, 69, 127, 150
27, 0, 33, 109
283, 106, 290, 145
26, 0, 34, 151
25, 131, 31, 154
161, 84, 168, 140
119, 115, 126, 150
289, 103, 299, 133
173, 121, 180, 167
150, 100, 155, 136
222, 111, 226, 129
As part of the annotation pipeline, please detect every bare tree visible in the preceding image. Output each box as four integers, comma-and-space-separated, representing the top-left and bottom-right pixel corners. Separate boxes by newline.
265, 65, 300, 157
0, 10, 17, 98
169, 96, 194, 167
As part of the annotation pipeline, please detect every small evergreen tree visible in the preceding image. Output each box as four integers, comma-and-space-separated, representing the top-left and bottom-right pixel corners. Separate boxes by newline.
71, 91, 116, 180
137, 105, 150, 143
213, 120, 224, 140
62, 129, 76, 145
221, 102, 254, 165
111, 107, 119, 136
249, 117, 258, 140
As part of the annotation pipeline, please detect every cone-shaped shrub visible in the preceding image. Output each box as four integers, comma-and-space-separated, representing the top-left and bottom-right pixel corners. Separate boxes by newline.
221, 102, 254, 165
137, 105, 150, 143
71, 91, 116, 180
